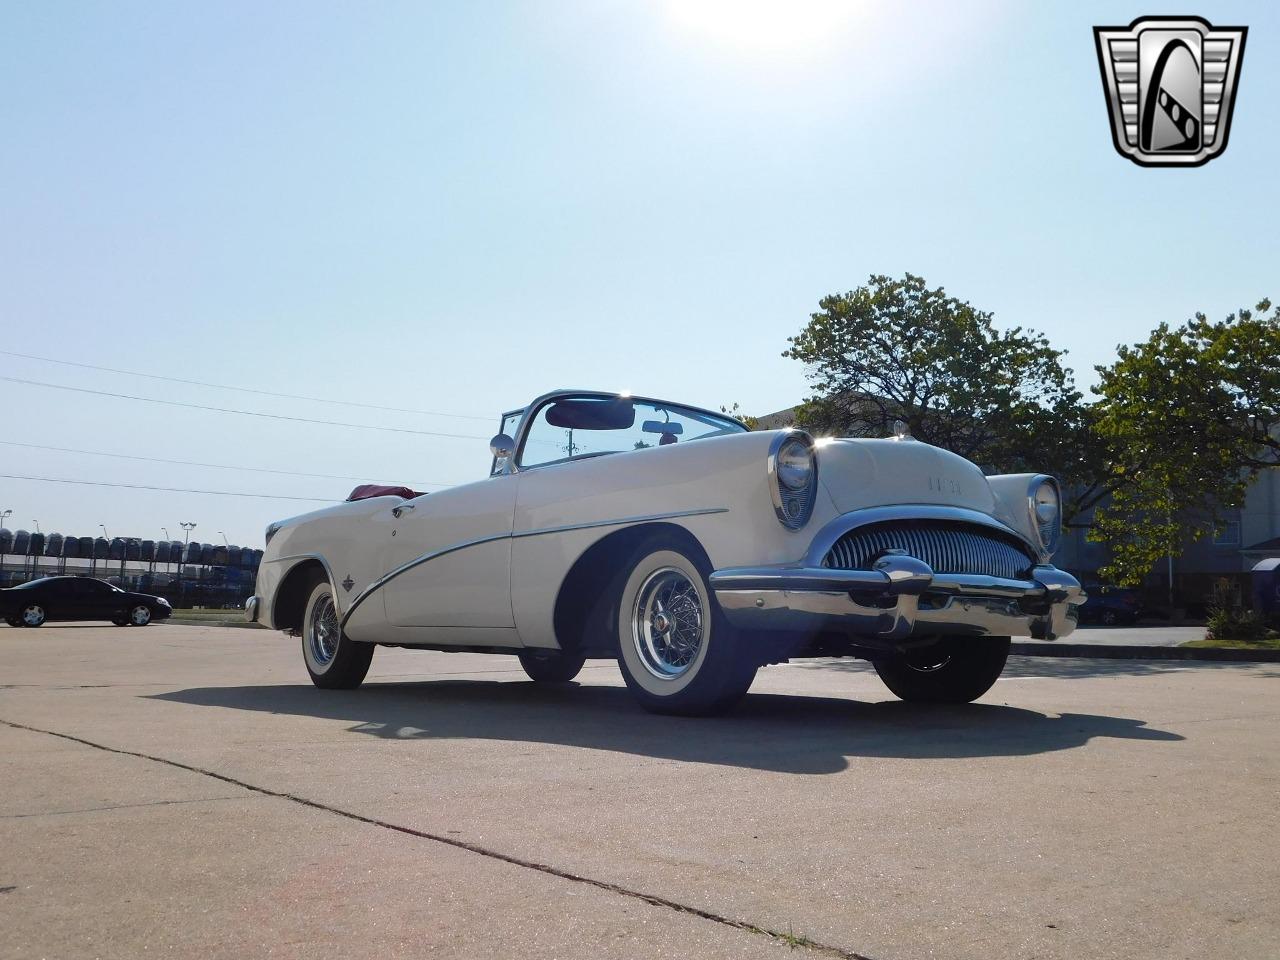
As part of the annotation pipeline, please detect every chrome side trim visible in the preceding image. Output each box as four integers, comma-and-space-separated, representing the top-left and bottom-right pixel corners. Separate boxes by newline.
340, 507, 730, 630
803, 504, 1035, 567
510, 507, 728, 541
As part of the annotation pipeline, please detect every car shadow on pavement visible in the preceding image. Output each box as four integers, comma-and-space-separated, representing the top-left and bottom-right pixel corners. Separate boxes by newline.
793, 655, 1280, 680
150, 679, 1185, 775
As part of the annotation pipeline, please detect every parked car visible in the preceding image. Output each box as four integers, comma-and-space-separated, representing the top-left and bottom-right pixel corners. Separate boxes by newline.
1079, 584, 1144, 626
1, 576, 172, 627
249, 389, 1084, 714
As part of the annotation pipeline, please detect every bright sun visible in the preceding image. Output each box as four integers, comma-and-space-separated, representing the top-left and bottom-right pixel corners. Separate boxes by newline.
663, 0, 870, 57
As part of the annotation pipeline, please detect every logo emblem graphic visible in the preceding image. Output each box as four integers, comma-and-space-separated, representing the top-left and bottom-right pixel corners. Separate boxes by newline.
1094, 16, 1246, 167
341, 575, 354, 593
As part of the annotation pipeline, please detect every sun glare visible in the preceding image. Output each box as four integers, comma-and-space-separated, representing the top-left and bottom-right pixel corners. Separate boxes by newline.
663, 0, 868, 57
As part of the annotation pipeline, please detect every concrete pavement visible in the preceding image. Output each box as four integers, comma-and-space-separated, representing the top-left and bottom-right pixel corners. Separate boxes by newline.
2, 623, 1277, 959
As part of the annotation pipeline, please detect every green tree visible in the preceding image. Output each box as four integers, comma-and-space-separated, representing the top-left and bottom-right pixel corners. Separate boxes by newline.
1089, 300, 1280, 584
784, 272, 1088, 486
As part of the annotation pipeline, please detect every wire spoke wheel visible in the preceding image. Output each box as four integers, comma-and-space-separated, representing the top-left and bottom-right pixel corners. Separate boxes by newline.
308, 595, 340, 667
631, 567, 707, 680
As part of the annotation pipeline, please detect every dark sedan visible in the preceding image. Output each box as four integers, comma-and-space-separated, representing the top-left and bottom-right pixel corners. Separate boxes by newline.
1, 576, 172, 628
1079, 584, 1145, 626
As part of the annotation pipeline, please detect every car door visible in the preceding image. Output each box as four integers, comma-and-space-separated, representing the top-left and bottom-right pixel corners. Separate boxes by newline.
377, 475, 519, 630
78, 579, 121, 620
38, 579, 76, 620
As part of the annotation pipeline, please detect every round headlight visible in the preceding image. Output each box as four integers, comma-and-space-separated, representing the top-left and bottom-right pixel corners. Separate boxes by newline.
776, 439, 814, 490
1031, 478, 1061, 555
768, 432, 818, 530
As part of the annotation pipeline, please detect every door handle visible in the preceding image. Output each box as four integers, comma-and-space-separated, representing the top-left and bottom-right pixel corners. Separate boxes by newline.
392, 503, 416, 519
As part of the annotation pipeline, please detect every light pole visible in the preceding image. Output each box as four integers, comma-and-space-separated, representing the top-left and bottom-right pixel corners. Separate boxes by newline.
179, 522, 197, 590
0, 510, 11, 584
100, 523, 108, 540
218, 530, 229, 546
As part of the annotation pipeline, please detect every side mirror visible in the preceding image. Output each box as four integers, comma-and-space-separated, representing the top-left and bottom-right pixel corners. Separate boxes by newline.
489, 434, 516, 460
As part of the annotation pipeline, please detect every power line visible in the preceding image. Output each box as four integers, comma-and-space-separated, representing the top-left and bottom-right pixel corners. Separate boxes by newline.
0, 376, 492, 439
0, 350, 497, 422
0, 441, 457, 488
0, 474, 335, 502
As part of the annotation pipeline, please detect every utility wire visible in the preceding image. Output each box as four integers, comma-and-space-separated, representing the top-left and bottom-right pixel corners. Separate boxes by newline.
0, 441, 457, 488
0, 376, 491, 439
0, 350, 497, 422
0, 474, 335, 502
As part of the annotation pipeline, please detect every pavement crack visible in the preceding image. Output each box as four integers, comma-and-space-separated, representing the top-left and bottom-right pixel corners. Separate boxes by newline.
0, 718, 874, 960
2, 794, 247, 820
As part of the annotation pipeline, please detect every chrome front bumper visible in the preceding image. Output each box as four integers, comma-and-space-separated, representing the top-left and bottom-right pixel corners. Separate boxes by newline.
709, 554, 1085, 642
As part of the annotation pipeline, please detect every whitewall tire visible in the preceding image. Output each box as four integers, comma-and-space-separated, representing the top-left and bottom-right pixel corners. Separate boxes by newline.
615, 541, 758, 715
301, 578, 374, 689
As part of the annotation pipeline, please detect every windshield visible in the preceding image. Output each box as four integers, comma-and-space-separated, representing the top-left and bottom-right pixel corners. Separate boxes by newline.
517, 395, 746, 469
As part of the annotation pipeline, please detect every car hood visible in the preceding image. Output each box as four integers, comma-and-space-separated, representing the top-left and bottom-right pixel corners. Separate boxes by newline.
815, 438, 999, 516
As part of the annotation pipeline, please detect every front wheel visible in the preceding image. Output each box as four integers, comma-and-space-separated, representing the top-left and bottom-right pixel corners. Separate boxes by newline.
128, 604, 152, 626
873, 636, 1010, 704
518, 649, 587, 683
614, 540, 758, 716
301, 578, 373, 689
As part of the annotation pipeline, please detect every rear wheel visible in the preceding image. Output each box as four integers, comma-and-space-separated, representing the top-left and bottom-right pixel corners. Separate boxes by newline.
20, 604, 47, 628
614, 539, 758, 715
301, 578, 373, 689
873, 636, 1010, 704
518, 649, 587, 683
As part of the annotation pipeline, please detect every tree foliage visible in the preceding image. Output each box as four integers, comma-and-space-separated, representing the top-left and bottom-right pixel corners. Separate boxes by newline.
1089, 301, 1280, 583
783, 274, 1280, 588
784, 273, 1086, 483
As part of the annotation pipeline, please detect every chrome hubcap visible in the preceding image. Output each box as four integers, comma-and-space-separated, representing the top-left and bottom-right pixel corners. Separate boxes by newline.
631, 567, 705, 680
308, 596, 340, 666
22, 606, 44, 626
132, 606, 150, 625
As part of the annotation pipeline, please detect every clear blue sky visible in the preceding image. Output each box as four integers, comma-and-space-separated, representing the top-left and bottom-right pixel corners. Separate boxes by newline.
1, 1, 1276, 546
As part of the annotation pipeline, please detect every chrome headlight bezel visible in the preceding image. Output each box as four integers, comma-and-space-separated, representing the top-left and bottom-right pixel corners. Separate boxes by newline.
768, 430, 818, 530
1027, 475, 1062, 559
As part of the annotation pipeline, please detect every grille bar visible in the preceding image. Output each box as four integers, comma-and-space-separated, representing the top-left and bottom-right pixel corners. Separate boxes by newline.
824, 521, 1033, 581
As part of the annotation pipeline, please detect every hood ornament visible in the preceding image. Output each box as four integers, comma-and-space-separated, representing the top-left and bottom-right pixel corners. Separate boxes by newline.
892, 421, 911, 441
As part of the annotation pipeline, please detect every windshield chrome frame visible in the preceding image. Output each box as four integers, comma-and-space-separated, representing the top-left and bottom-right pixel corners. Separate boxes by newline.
510, 389, 747, 473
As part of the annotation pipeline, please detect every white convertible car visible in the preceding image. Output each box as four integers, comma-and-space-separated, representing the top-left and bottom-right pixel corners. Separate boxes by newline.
248, 389, 1084, 714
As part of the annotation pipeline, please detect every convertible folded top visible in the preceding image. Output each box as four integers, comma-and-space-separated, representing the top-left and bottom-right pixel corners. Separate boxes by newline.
346, 484, 427, 502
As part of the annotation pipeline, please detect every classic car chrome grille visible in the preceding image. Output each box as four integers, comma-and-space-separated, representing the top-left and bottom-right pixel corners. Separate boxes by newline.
823, 521, 1034, 581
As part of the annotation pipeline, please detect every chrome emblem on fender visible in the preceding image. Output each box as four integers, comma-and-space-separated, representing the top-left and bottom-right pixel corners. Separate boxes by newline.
341, 575, 354, 593
1094, 16, 1246, 167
